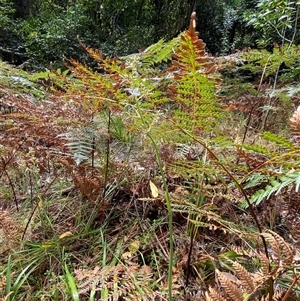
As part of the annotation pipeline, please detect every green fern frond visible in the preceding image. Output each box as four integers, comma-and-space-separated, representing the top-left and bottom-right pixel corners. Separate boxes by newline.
168, 160, 224, 180
240, 143, 273, 156
168, 12, 223, 138
241, 170, 300, 208
141, 37, 180, 68
262, 131, 295, 151
243, 173, 269, 189
171, 198, 242, 235
242, 45, 300, 79
118, 37, 179, 74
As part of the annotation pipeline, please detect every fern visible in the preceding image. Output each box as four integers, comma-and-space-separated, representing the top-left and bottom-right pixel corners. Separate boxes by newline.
243, 173, 269, 189
75, 264, 155, 300
239, 143, 273, 156
205, 287, 227, 301
216, 269, 243, 301
58, 129, 94, 165
142, 37, 179, 66
241, 170, 300, 208
242, 45, 300, 80
237, 108, 300, 208
168, 12, 223, 139
262, 131, 295, 151
263, 230, 293, 267
205, 231, 297, 301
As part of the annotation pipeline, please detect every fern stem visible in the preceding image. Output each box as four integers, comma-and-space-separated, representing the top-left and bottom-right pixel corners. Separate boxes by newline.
102, 109, 111, 201
282, 272, 300, 301
241, 149, 300, 183
4, 169, 19, 211
186, 153, 208, 288
135, 101, 174, 300
172, 122, 277, 298
171, 122, 270, 256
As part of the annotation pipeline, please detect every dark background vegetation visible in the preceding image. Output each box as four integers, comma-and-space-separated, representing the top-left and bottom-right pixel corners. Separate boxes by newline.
1, 0, 259, 70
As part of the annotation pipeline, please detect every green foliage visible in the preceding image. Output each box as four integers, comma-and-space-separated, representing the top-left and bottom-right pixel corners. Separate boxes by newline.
0, 59, 46, 97
17, 0, 194, 69
195, 0, 257, 54
0, 0, 14, 28
238, 125, 300, 209
63, 263, 80, 301
139, 38, 180, 69
21, 4, 93, 70
1, 0, 260, 69
262, 131, 295, 150
0, 0, 24, 64
242, 170, 300, 208
242, 44, 300, 81
244, 0, 300, 47
5, 255, 40, 301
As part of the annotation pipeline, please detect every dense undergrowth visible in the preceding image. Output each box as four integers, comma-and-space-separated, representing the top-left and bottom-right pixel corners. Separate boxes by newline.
1, 12, 300, 301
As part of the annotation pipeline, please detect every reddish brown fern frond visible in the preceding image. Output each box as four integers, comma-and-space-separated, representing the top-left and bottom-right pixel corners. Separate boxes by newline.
77, 37, 126, 74
290, 106, 300, 144
61, 57, 125, 114
236, 148, 267, 170
77, 36, 103, 62
170, 12, 216, 79
205, 286, 227, 301
216, 269, 243, 301
0, 91, 74, 177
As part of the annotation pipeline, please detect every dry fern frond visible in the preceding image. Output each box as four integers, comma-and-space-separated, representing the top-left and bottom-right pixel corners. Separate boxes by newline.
262, 232, 281, 269
236, 147, 267, 170
257, 289, 285, 301
290, 105, 300, 144
256, 252, 270, 275
216, 269, 243, 301
266, 230, 293, 266
205, 286, 227, 301
0, 275, 6, 292
77, 37, 104, 62
230, 259, 255, 292
171, 12, 215, 78
0, 210, 23, 249
262, 230, 293, 267
75, 264, 155, 300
